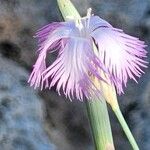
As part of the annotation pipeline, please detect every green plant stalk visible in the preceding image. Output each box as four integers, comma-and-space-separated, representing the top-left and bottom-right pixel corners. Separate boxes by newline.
100, 79, 139, 150
112, 106, 139, 150
57, 0, 80, 21
86, 98, 114, 150
57, 0, 114, 149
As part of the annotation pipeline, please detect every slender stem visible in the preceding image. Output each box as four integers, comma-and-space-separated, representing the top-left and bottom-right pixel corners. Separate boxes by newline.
57, 0, 80, 21
113, 107, 139, 150
99, 74, 140, 150
57, 0, 115, 149
86, 98, 115, 150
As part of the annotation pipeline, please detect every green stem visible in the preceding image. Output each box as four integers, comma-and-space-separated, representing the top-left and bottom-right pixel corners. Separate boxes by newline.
57, 0, 115, 149
99, 78, 140, 149
113, 107, 139, 150
57, 0, 80, 21
86, 99, 115, 150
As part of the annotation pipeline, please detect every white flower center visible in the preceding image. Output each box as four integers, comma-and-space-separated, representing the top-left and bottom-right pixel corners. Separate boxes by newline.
75, 19, 83, 31
67, 8, 92, 31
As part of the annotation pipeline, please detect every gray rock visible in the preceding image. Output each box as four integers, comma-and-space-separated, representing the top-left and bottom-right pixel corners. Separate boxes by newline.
0, 0, 60, 67
0, 56, 56, 150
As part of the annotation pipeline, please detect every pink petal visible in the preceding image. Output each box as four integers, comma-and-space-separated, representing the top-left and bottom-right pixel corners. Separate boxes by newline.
91, 26, 147, 93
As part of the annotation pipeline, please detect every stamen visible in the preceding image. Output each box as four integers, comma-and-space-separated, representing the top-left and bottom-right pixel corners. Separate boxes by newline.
66, 15, 83, 31
87, 8, 92, 18
86, 8, 92, 29
75, 19, 83, 31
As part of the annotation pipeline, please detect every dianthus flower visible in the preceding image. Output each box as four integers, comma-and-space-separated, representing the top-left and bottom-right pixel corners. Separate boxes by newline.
28, 10, 147, 101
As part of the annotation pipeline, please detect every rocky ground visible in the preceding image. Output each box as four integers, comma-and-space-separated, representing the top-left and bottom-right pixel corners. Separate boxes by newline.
0, 0, 150, 150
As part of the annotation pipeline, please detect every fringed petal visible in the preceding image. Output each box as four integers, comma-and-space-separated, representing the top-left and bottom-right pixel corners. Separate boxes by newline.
91, 26, 148, 93
35, 21, 79, 53
28, 50, 49, 90
42, 37, 107, 100
29, 14, 148, 101
35, 22, 62, 51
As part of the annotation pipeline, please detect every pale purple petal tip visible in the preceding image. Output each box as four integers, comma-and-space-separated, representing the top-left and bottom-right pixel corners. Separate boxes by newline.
91, 25, 147, 94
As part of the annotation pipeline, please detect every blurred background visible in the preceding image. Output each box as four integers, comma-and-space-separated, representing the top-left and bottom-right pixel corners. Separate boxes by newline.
0, 0, 149, 149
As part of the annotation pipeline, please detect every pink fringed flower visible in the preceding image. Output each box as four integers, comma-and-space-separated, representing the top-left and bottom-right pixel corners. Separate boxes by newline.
28, 10, 147, 101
